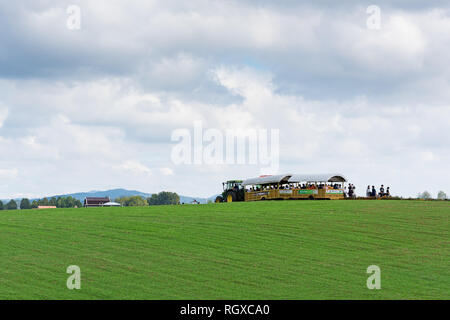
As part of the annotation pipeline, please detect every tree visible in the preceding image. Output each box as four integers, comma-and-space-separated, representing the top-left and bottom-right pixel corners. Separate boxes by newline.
115, 196, 147, 207
0, 200, 3, 210
56, 197, 64, 208
158, 191, 180, 205
65, 196, 76, 208
115, 196, 129, 206
20, 198, 31, 210
418, 191, 432, 200
28, 196, 82, 208
147, 192, 180, 206
127, 196, 148, 206
6, 200, 18, 210
147, 194, 159, 206
49, 197, 57, 206
437, 191, 447, 200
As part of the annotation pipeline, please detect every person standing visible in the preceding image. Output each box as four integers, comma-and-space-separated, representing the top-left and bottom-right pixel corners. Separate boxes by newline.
371, 186, 376, 197
349, 184, 356, 198
379, 185, 385, 197
366, 186, 371, 197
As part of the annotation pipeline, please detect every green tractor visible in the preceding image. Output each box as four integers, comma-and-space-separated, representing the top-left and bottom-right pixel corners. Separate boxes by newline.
215, 180, 245, 203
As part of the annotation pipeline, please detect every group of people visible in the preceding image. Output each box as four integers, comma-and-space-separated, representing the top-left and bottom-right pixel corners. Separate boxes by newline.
246, 183, 391, 198
292, 183, 330, 190
249, 184, 292, 191
248, 182, 343, 192
366, 185, 390, 198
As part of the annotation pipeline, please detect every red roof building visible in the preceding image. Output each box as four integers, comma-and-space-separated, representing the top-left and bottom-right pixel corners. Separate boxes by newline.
84, 197, 110, 207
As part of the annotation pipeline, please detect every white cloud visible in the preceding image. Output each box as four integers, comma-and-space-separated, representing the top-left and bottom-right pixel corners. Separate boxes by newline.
160, 167, 174, 175
116, 160, 152, 177
0, 168, 18, 179
0, 105, 8, 128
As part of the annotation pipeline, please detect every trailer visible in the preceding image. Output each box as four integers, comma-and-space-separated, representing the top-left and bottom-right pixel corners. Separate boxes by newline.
242, 174, 347, 201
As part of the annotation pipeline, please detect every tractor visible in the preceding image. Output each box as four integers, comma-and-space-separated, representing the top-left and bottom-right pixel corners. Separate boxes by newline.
215, 180, 245, 203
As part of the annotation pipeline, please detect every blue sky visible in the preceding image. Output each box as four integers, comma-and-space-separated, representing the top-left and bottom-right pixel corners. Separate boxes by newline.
0, 1, 449, 198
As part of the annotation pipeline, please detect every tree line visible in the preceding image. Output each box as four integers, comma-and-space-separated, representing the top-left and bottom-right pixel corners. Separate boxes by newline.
116, 191, 180, 207
418, 190, 447, 200
0, 196, 82, 210
0, 199, 18, 210
0, 192, 180, 210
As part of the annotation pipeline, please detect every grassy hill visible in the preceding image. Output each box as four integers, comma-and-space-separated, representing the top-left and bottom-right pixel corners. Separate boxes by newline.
0, 200, 448, 299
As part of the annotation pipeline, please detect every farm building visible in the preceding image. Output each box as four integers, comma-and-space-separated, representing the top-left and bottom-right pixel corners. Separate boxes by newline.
84, 197, 110, 207
37, 206, 57, 209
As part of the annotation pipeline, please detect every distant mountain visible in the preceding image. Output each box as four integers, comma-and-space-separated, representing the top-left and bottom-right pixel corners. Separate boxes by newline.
0, 189, 213, 205
50, 189, 151, 202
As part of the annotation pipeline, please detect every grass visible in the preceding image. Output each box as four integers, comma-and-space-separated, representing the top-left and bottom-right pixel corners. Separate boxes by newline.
0, 200, 448, 299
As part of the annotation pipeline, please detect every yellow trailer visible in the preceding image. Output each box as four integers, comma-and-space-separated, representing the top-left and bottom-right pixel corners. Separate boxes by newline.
242, 174, 347, 201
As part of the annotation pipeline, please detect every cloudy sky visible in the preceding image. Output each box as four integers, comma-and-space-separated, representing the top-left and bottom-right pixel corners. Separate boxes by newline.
0, 0, 449, 199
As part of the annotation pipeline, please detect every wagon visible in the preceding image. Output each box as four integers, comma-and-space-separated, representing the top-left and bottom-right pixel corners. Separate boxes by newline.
242, 174, 347, 201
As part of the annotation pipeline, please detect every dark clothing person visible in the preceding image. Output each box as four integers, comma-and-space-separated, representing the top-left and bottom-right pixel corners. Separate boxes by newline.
379, 185, 385, 197
348, 184, 354, 198
371, 186, 376, 197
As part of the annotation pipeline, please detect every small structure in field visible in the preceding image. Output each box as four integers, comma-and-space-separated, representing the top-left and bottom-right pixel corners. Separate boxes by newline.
84, 197, 110, 207
37, 206, 57, 209
102, 201, 121, 207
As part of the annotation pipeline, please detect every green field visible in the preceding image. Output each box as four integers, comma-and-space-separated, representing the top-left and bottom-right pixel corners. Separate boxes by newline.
0, 200, 448, 299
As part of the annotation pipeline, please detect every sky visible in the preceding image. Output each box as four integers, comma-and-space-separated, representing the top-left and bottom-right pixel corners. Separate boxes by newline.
0, 0, 449, 199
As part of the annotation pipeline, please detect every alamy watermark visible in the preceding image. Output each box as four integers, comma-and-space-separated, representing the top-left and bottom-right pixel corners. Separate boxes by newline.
366, 5, 381, 30
66, 265, 81, 290
171, 121, 279, 174
366, 265, 381, 289
67, 5, 81, 30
